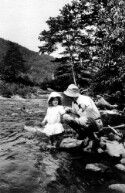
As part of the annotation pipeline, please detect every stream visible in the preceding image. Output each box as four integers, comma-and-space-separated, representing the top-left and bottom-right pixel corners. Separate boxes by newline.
0, 96, 124, 193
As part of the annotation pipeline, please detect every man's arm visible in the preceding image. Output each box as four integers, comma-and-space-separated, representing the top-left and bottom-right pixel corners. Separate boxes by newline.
63, 114, 88, 127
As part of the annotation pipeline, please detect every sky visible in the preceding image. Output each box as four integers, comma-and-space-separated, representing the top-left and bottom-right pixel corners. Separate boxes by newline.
0, 0, 72, 56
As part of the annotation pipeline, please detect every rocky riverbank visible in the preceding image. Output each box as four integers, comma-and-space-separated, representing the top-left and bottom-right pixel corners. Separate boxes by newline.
0, 96, 125, 193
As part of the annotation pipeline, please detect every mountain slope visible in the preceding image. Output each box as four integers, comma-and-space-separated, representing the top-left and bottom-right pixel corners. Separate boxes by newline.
0, 38, 55, 84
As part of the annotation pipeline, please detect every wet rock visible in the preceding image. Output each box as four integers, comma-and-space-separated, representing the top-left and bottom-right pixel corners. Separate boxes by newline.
105, 141, 125, 157
108, 184, 125, 193
11, 95, 26, 101
97, 148, 104, 153
115, 164, 125, 172
59, 138, 83, 149
120, 158, 125, 165
85, 163, 109, 172
122, 152, 125, 158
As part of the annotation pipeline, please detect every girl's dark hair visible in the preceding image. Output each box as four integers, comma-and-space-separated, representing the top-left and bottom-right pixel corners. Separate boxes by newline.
48, 97, 62, 106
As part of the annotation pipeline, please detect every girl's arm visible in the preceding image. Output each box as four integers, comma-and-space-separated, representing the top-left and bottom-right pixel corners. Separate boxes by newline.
41, 117, 47, 126
60, 106, 66, 115
41, 109, 49, 126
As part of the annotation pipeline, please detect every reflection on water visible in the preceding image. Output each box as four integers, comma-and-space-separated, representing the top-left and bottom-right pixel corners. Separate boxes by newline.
0, 97, 124, 193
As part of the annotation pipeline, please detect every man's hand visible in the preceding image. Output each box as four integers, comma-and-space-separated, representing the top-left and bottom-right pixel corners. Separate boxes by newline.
78, 116, 89, 127
63, 114, 73, 122
64, 107, 72, 113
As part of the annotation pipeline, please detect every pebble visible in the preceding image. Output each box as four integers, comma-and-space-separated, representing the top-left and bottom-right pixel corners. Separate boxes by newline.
115, 164, 125, 172
121, 152, 125, 158
120, 158, 125, 165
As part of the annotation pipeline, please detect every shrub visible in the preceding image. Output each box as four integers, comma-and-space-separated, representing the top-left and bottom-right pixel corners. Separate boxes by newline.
0, 81, 35, 98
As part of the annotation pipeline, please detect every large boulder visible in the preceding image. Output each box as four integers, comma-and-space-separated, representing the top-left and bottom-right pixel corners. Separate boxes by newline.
115, 164, 125, 172
59, 138, 83, 149
120, 158, 125, 165
108, 184, 125, 193
85, 163, 109, 172
105, 141, 125, 157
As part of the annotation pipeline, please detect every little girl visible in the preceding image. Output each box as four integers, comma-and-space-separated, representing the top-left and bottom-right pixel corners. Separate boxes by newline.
41, 92, 65, 147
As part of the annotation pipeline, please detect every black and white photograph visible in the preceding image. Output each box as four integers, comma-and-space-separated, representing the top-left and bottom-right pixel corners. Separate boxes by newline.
0, 0, 125, 193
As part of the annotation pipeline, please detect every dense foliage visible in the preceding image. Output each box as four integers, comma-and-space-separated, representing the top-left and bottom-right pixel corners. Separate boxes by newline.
51, 57, 74, 91
91, 0, 125, 100
39, 0, 125, 101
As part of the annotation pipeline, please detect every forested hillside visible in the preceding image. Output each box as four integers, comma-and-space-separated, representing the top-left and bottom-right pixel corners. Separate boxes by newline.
0, 38, 55, 84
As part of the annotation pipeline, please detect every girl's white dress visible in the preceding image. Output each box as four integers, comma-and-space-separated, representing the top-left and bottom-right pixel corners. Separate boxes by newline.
42, 105, 65, 136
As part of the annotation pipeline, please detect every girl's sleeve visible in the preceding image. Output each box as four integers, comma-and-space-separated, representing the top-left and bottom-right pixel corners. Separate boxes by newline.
59, 106, 66, 115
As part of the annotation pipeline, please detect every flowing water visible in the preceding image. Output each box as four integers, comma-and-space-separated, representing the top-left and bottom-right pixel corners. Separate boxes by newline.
0, 96, 124, 193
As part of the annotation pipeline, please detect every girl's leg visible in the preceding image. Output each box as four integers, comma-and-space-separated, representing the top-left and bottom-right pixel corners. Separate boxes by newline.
49, 133, 64, 147
54, 132, 64, 147
49, 135, 54, 145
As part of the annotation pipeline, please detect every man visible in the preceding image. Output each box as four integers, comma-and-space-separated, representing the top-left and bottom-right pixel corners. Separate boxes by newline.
63, 84, 103, 140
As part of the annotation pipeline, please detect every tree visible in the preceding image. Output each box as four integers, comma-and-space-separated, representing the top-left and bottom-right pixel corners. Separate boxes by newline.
2, 42, 26, 82
39, 0, 100, 87
51, 57, 73, 90
39, 0, 125, 98
91, 0, 125, 99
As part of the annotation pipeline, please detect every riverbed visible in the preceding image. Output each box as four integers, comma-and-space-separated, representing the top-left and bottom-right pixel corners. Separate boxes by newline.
0, 96, 124, 193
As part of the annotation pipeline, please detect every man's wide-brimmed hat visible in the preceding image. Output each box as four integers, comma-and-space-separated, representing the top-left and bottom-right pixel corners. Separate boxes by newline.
64, 84, 80, 97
